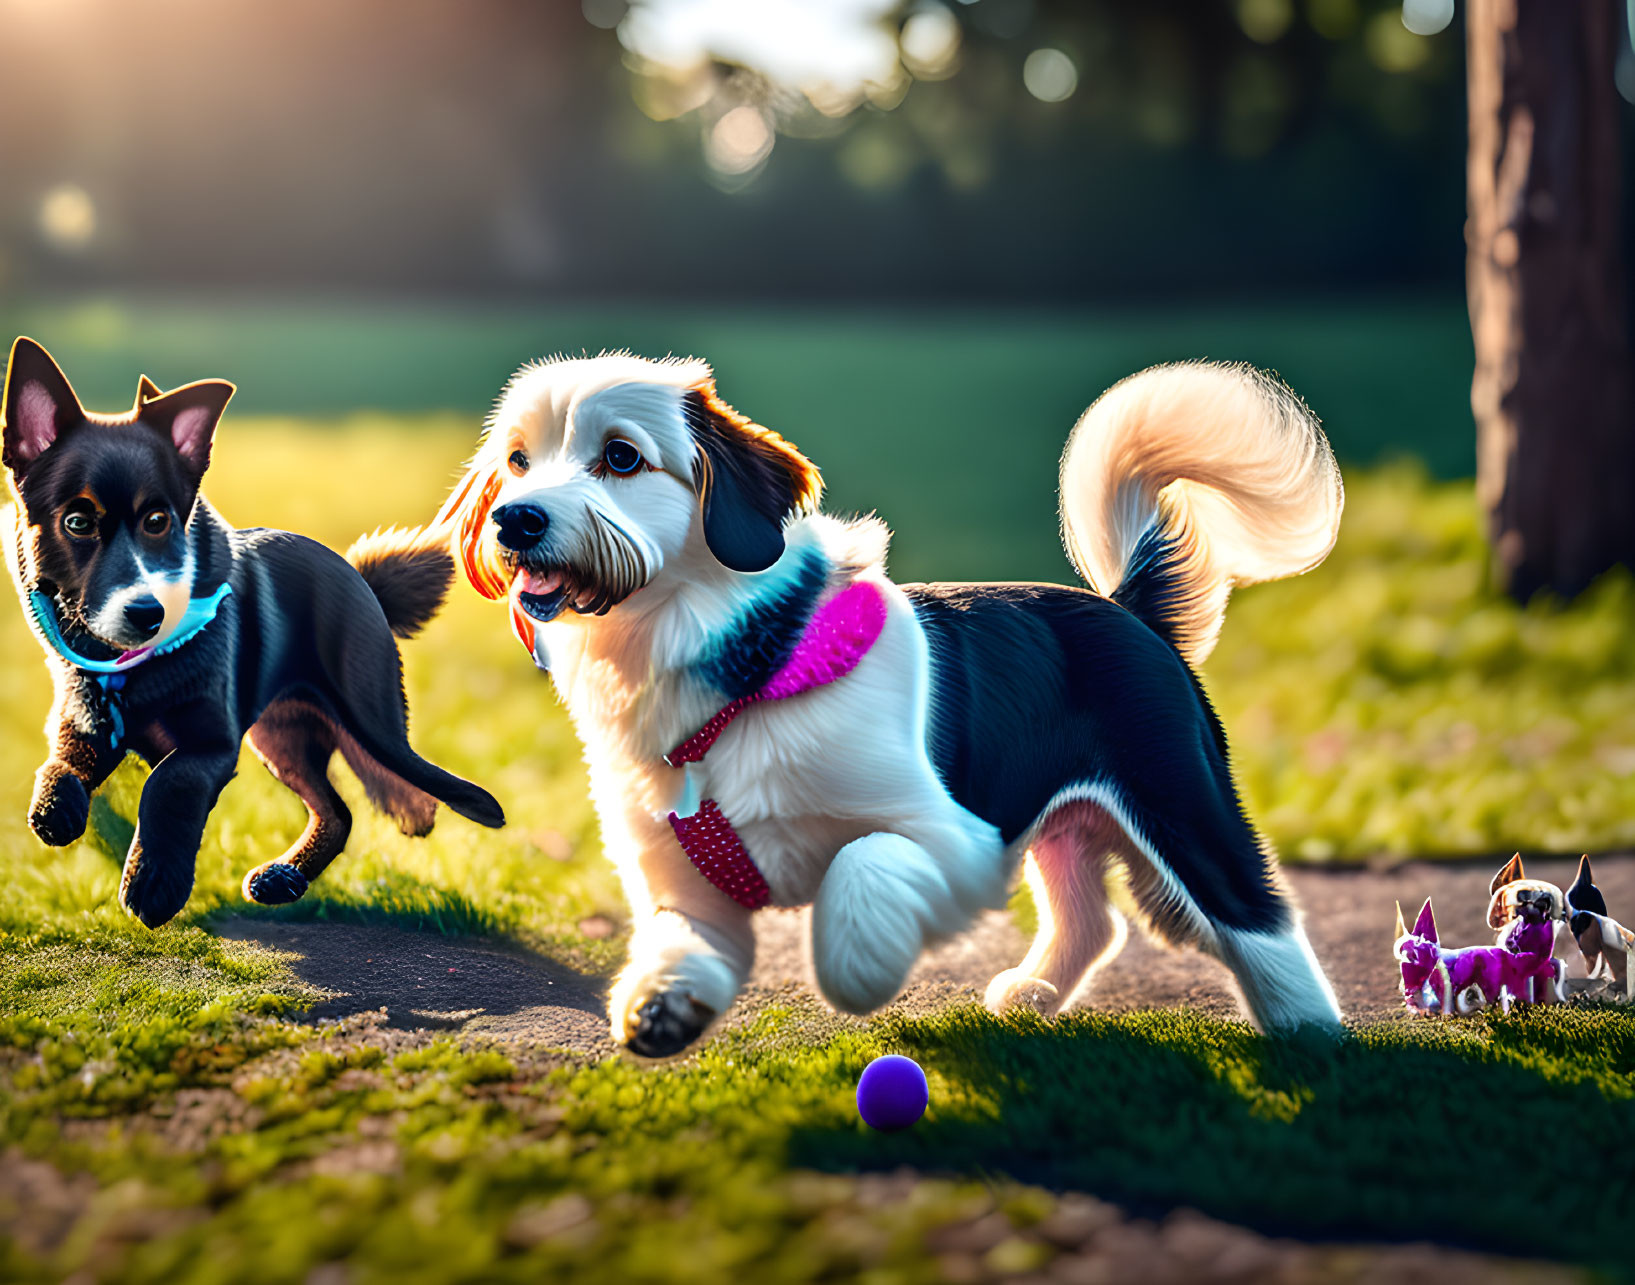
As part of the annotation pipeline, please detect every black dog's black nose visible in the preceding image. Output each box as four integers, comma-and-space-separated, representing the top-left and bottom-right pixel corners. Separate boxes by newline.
123, 596, 164, 638
492, 502, 548, 549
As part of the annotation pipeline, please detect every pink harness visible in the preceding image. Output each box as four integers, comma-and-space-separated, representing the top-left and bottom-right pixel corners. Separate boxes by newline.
664, 580, 888, 908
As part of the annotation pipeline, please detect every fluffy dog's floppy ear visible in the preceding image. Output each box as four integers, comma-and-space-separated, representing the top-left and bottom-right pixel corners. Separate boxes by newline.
3, 336, 83, 476
684, 382, 821, 574
435, 451, 508, 600
1490, 854, 1525, 896
139, 378, 236, 478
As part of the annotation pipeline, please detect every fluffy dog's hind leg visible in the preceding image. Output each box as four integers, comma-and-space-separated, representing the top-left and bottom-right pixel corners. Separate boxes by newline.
1056, 781, 1342, 1033
985, 809, 1128, 1017
242, 702, 352, 905
1210, 919, 1343, 1033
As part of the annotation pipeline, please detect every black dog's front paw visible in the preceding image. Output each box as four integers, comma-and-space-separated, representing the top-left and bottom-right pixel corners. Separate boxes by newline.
241, 862, 310, 905
29, 774, 89, 847
625, 990, 716, 1059
119, 849, 195, 930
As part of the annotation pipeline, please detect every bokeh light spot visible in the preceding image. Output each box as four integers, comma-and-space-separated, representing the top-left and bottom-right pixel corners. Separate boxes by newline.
38, 184, 96, 252
619, 1, 901, 101
582, 0, 627, 30
899, 8, 961, 79
1617, 48, 1635, 106
1306, 0, 1359, 40
706, 105, 774, 175
1366, 11, 1432, 73
1400, 0, 1454, 38
1235, 0, 1293, 44
1022, 48, 1077, 104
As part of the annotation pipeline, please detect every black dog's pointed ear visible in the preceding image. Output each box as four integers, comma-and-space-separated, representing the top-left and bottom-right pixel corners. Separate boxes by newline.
3, 336, 83, 475
138, 378, 235, 477
135, 374, 162, 406
683, 382, 821, 574
1567, 855, 1607, 918
1490, 853, 1525, 896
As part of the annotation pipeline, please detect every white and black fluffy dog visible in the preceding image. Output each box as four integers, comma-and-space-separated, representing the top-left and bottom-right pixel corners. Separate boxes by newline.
438, 355, 1345, 1056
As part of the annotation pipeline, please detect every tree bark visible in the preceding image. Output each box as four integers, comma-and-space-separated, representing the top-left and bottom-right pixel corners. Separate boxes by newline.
1467, 0, 1635, 600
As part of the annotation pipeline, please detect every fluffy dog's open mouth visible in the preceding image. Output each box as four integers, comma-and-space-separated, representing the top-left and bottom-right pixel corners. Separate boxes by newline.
510, 565, 620, 623
513, 567, 571, 623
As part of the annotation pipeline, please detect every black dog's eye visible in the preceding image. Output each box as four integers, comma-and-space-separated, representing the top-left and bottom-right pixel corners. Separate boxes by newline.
603, 438, 643, 475
142, 509, 171, 536
62, 509, 96, 539
509, 449, 529, 475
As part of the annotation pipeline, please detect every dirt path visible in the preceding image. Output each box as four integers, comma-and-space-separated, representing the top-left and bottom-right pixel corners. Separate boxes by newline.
217, 853, 1632, 1054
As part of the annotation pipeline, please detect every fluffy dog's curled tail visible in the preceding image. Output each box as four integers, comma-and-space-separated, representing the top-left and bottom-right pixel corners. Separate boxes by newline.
346, 525, 455, 639
1059, 361, 1342, 667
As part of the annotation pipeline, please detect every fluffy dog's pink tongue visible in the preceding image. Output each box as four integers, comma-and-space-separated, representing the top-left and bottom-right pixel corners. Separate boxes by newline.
516, 569, 563, 596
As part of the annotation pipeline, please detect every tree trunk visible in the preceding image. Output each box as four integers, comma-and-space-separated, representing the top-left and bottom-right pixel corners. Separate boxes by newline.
1467, 0, 1635, 600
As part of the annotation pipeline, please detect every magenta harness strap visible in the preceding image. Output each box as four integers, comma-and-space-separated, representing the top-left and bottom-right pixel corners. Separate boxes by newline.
665, 580, 888, 908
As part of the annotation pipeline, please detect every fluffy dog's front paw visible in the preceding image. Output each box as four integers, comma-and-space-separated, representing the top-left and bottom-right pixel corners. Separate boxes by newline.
241, 862, 310, 905
984, 969, 1061, 1016
29, 774, 89, 847
623, 989, 715, 1059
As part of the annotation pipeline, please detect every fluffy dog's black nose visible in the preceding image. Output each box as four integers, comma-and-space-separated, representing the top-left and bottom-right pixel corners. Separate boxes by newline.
123, 596, 164, 638
493, 502, 548, 549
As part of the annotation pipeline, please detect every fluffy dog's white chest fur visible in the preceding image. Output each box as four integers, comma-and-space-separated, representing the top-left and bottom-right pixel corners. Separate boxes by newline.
558, 564, 1004, 909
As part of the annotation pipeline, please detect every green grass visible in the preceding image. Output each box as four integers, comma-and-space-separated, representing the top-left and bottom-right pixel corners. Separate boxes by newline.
3, 999, 1633, 1281
5, 413, 1635, 1281
1210, 463, 1635, 859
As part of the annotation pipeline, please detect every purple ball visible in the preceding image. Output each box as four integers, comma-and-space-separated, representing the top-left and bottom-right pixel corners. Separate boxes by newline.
856, 1054, 928, 1131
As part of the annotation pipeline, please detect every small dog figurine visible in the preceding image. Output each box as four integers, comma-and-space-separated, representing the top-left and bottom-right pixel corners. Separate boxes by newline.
1485, 854, 1567, 1005
1565, 855, 1634, 1001
1486, 854, 1566, 941
3, 337, 504, 927
1393, 898, 1559, 1015
438, 353, 1348, 1056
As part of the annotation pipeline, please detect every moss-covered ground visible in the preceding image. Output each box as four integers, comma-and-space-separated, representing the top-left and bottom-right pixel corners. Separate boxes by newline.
3, 417, 1634, 1280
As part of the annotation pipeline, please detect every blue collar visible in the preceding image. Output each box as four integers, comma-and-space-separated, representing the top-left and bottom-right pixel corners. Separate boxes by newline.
27, 582, 233, 675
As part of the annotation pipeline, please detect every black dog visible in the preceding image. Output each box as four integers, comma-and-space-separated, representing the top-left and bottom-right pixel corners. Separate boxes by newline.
3, 337, 503, 927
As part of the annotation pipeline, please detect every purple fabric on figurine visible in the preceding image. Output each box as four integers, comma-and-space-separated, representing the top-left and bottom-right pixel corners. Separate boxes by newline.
1394, 899, 1561, 1015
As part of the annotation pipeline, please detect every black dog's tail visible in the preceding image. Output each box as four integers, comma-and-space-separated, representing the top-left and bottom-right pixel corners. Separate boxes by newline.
346, 525, 455, 640
1058, 362, 1343, 666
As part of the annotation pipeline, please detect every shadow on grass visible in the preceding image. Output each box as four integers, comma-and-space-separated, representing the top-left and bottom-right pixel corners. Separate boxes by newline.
74, 790, 615, 1041
214, 913, 609, 1040
787, 1005, 1635, 1273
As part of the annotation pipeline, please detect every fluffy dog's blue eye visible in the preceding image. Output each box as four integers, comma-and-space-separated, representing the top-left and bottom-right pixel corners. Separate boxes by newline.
603, 438, 643, 475
62, 509, 96, 538
508, 449, 529, 475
